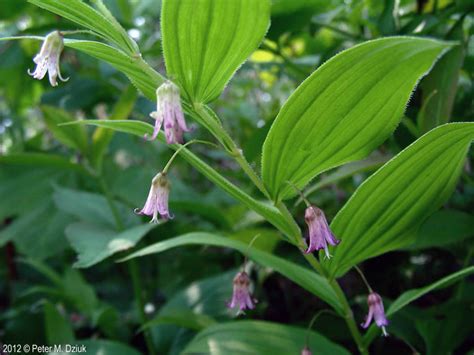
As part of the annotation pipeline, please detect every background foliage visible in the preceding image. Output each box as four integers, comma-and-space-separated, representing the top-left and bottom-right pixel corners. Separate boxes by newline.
0, 0, 473, 354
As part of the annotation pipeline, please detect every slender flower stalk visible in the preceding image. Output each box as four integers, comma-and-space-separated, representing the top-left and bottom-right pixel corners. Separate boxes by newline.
135, 172, 172, 223
28, 31, 69, 86
302, 309, 339, 354
361, 292, 389, 336
147, 80, 190, 144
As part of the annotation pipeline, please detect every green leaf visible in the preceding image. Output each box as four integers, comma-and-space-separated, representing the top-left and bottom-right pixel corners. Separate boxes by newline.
141, 311, 217, 332
0, 153, 89, 175
407, 209, 474, 250
388, 266, 474, 316
262, 37, 451, 201
60, 269, 99, 316
53, 186, 139, 229
121, 232, 344, 314
28, 0, 136, 54
415, 302, 473, 355
158, 269, 236, 319
227, 227, 281, 253
44, 301, 75, 345
20, 258, 63, 286
90, 85, 138, 170
61, 119, 299, 238
182, 320, 350, 355
162, 0, 271, 103
324, 123, 474, 277
363, 267, 474, 345
41, 105, 89, 153
295, 153, 390, 206
418, 17, 465, 134
62, 119, 153, 137
149, 270, 237, 352
2, 203, 72, 260
64, 39, 163, 100
65, 223, 156, 268
0, 36, 162, 100
418, 44, 464, 133
0, 166, 62, 220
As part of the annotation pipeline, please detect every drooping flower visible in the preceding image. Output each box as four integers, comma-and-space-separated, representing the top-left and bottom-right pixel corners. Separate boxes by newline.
28, 31, 68, 87
147, 80, 190, 144
304, 205, 340, 258
301, 346, 312, 355
227, 271, 257, 313
361, 292, 389, 336
135, 172, 172, 223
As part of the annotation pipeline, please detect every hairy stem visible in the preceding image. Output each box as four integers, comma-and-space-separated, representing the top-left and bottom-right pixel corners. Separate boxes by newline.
190, 102, 367, 353
193, 104, 270, 198
127, 45, 365, 354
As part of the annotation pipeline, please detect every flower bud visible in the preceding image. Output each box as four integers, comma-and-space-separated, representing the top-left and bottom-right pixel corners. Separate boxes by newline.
28, 31, 68, 86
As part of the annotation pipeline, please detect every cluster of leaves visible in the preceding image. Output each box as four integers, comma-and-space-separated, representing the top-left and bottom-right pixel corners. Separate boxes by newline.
0, 0, 473, 354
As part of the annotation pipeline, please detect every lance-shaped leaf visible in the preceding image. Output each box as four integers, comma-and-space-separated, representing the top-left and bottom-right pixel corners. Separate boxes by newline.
182, 320, 350, 355
121, 232, 344, 315
65, 39, 163, 100
66, 223, 156, 268
60, 119, 300, 238
418, 18, 465, 134
262, 37, 451, 201
28, 0, 137, 54
323, 123, 474, 277
388, 266, 474, 316
363, 266, 474, 345
41, 105, 88, 154
161, 0, 270, 103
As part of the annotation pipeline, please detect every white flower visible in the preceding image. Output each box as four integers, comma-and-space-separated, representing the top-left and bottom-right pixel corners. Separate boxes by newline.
28, 31, 68, 87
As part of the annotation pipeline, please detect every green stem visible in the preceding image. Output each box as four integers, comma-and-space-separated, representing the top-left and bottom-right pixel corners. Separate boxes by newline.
330, 278, 368, 355
98, 176, 124, 230
302, 254, 367, 354
193, 104, 270, 199
354, 265, 373, 293
162, 139, 216, 173
129, 258, 156, 355
275, 201, 302, 245
97, 176, 156, 355
188, 103, 366, 353
312, 21, 363, 40
163, 138, 298, 238
305, 309, 340, 346
260, 42, 309, 79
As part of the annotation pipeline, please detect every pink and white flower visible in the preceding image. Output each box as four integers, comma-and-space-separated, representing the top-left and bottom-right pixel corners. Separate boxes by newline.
147, 81, 189, 144
135, 172, 172, 223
